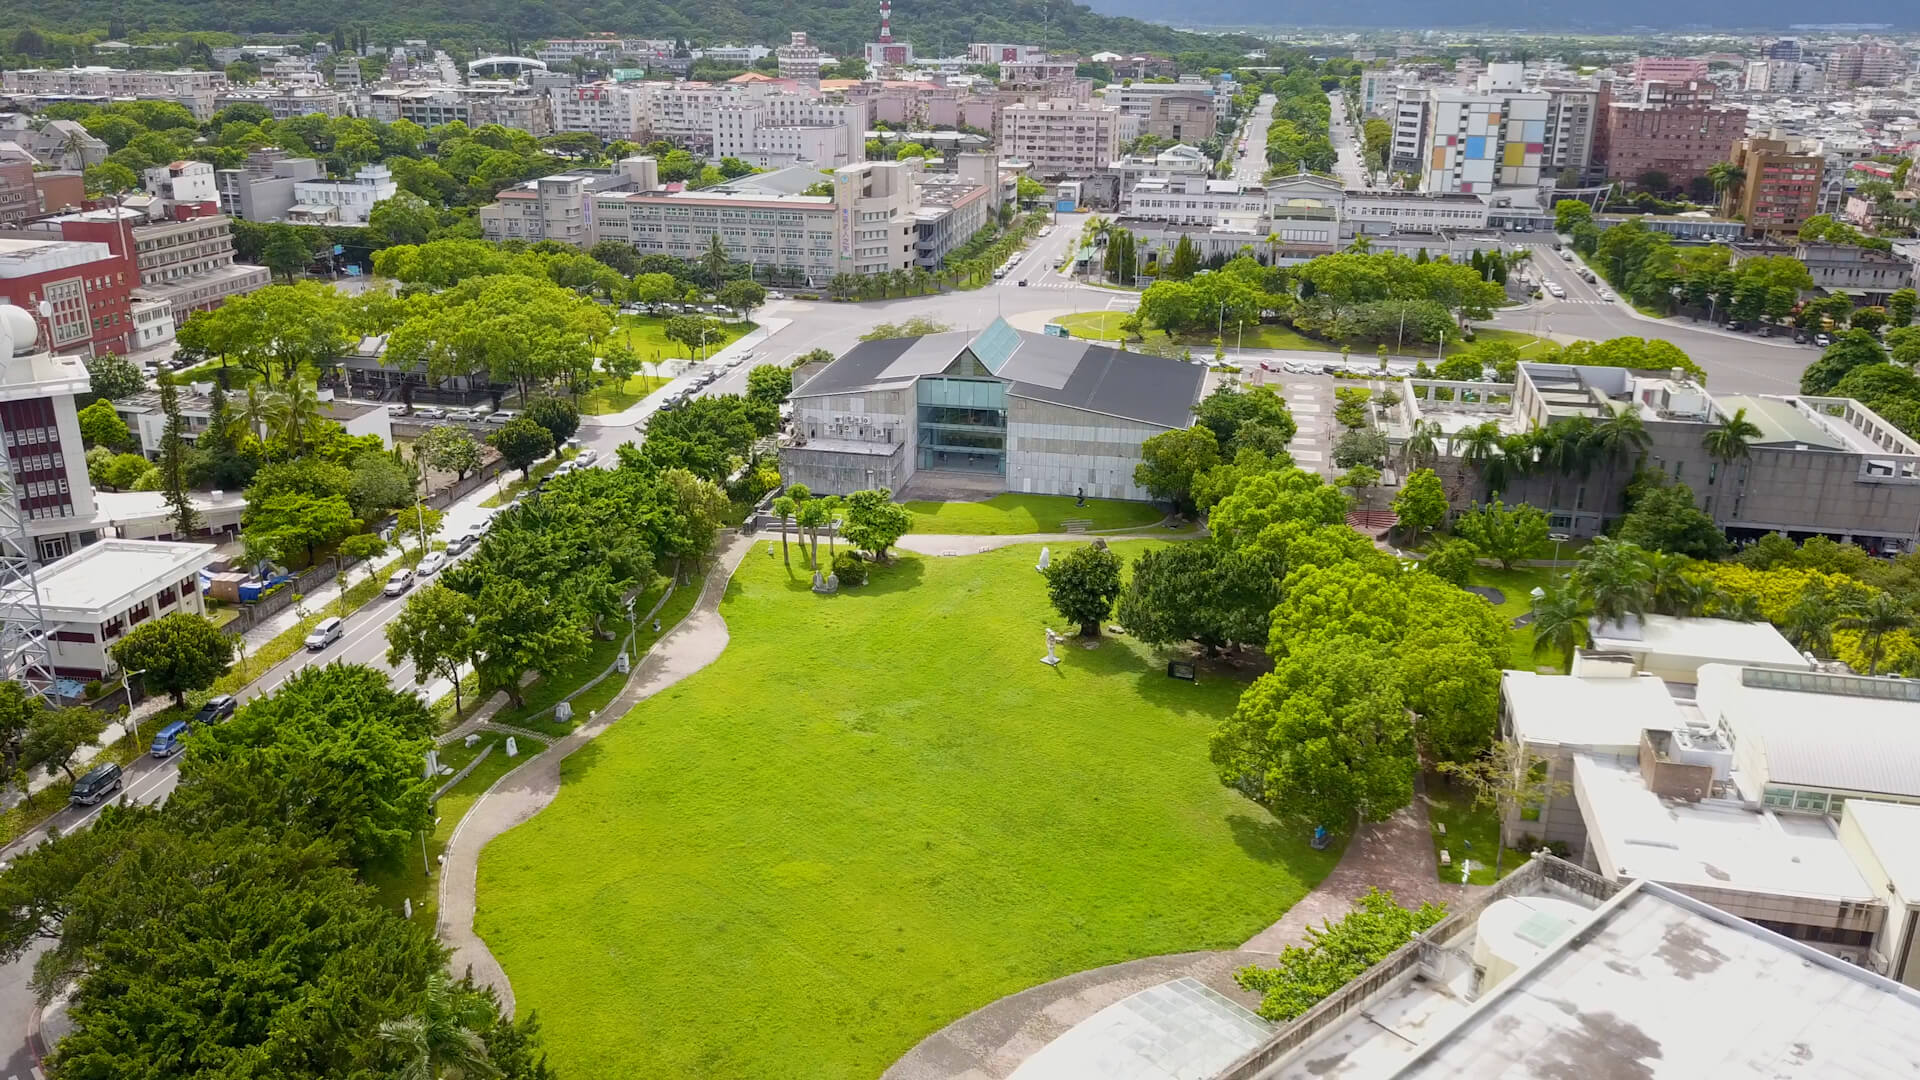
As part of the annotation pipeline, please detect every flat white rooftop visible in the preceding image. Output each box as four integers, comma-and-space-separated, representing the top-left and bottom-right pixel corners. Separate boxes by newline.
6, 539, 214, 619
1574, 754, 1878, 902
1502, 670, 1684, 750
1395, 885, 1920, 1078
1007, 977, 1270, 1080
1588, 614, 1812, 675
1698, 664, 1920, 801
93, 488, 247, 529
1844, 800, 1920, 897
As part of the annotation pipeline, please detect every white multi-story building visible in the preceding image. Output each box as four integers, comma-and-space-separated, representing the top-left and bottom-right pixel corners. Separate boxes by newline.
694, 45, 770, 65
548, 82, 646, 142
776, 33, 828, 81
1412, 89, 1550, 193
289, 164, 397, 225
1000, 100, 1121, 177
712, 97, 865, 168
212, 84, 347, 120
480, 157, 660, 247
366, 83, 552, 136
1341, 189, 1491, 234
1122, 176, 1267, 224
1103, 77, 1226, 123
1745, 60, 1826, 94
1, 66, 227, 120
141, 160, 219, 208
534, 38, 628, 63
1110, 143, 1213, 195
970, 43, 1047, 64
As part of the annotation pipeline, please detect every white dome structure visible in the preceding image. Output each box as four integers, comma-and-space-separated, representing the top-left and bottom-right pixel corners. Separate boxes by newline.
0, 304, 38, 357
1472, 895, 1589, 993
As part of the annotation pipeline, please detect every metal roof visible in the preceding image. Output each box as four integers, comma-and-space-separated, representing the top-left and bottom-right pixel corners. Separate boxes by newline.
1700, 664, 1920, 799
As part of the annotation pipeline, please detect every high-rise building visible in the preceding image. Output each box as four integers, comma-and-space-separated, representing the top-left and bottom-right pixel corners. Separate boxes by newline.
1728, 137, 1824, 234
776, 32, 826, 82
1603, 81, 1748, 190
1824, 42, 1910, 88
1763, 38, 1802, 62
1000, 101, 1122, 177
0, 306, 101, 561
1414, 87, 1550, 194
1745, 59, 1825, 94
1631, 57, 1709, 84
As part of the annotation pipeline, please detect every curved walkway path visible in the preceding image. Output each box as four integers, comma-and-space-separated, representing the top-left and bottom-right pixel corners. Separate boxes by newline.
437, 532, 754, 1015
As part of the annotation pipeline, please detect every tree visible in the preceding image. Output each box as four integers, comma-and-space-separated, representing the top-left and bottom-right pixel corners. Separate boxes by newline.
24, 705, 106, 783
109, 612, 236, 706
1800, 330, 1889, 394
415, 424, 483, 481
379, 972, 504, 1080
1332, 427, 1388, 470
839, 489, 911, 561
1421, 538, 1478, 587
347, 451, 414, 521
522, 397, 580, 457
244, 492, 357, 566
700, 232, 731, 287
157, 377, 199, 537
1042, 543, 1124, 637
1213, 635, 1415, 826
1193, 384, 1297, 448
82, 352, 146, 401
1574, 537, 1655, 626
260, 224, 315, 283
1391, 468, 1447, 543
1116, 543, 1280, 654
745, 364, 793, 407
716, 278, 767, 319
385, 584, 479, 714
76, 399, 132, 451
1888, 288, 1917, 329
83, 161, 137, 196
1835, 593, 1917, 676
469, 578, 592, 705
1166, 235, 1201, 281
1436, 741, 1570, 877
1134, 426, 1221, 516
1451, 501, 1548, 570
1338, 465, 1380, 512
366, 191, 436, 249
1701, 406, 1764, 464
1617, 482, 1726, 559
1529, 582, 1588, 667
488, 416, 554, 478
1235, 887, 1444, 1024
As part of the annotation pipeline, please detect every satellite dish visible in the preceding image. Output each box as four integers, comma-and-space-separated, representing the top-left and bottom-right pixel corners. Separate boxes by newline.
36, 300, 52, 319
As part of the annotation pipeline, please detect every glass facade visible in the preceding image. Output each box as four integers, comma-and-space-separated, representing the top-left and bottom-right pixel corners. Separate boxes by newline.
916, 375, 1006, 474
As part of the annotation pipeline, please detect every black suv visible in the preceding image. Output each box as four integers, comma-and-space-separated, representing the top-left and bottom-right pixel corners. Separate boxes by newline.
193, 694, 237, 725
69, 762, 123, 806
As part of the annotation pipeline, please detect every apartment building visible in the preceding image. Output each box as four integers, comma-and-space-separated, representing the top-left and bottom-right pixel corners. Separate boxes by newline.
141, 160, 219, 207
1413, 87, 1550, 193
1631, 56, 1710, 84
1000, 100, 1120, 177
775, 33, 827, 81
288, 164, 397, 225
1745, 59, 1826, 94
367, 83, 551, 136
1537, 82, 1602, 184
1604, 82, 1748, 188
1729, 136, 1825, 234
1386, 362, 1920, 550
1110, 143, 1212, 199
549, 81, 645, 142
34, 206, 267, 325
711, 97, 865, 169
214, 150, 325, 221
480, 157, 659, 247
1, 66, 226, 120
211, 85, 346, 120
1825, 42, 1911, 88
970, 43, 1047, 64
831, 79, 995, 133
1000, 59, 1079, 84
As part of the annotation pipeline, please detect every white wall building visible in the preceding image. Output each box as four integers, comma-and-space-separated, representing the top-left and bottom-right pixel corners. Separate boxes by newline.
711, 97, 865, 168
1000, 100, 1121, 176
289, 164, 398, 225
18, 539, 217, 681
548, 82, 646, 142
141, 160, 219, 207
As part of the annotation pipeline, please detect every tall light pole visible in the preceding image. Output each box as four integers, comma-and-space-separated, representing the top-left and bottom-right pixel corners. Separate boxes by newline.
120, 667, 148, 740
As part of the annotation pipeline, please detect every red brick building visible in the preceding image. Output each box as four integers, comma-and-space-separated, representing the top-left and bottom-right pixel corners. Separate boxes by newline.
1730, 137, 1824, 235
1604, 81, 1748, 191
0, 235, 137, 356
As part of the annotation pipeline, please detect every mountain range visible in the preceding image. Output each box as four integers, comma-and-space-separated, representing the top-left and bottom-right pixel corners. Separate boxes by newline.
1084, 0, 1915, 32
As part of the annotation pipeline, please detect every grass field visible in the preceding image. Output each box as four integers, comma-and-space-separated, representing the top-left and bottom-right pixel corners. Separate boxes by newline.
1424, 781, 1527, 886
1466, 565, 1567, 672
365, 732, 522, 923
612, 314, 751, 365
900, 494, 1168, 534
1049, 312, 1547, 358
476, 544, 1339, 1080
577, 371, 671, 415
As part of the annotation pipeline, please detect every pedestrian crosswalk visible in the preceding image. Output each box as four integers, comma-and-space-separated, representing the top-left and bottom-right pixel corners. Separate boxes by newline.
1549, 297, 1613, 306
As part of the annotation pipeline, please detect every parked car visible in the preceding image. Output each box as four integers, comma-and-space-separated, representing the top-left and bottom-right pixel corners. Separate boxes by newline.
1814, 333, 1832, 347
416, 551, 449, 577
70, 762, 123, 806
387, 404, 410, 416
414, 406, 446, 420
383, 568, 416, 596
447, 528, 484, 554
192, 693, 236, 725
447, 408, 478, 423
150, 719, 191, 758
304, 616, 344, 651
553, 460, 579, 477
766, 290, 786, 300
577, 447, 598, 466
486, 410, 517, 425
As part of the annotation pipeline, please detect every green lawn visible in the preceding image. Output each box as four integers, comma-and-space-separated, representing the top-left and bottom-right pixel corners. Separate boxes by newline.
1424, 781, 1527, 886
900, 494, 1167, 535
1465, 565, 1567, 672
476, 544, 1339, 1080
1050, 312, 1547, 358
365, 732, 523, 923
577, 372, 670, 415
613, 314, 750, 366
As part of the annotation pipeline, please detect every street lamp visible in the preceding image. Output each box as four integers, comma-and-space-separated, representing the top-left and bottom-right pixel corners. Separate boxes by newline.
1549, 531, 1570, 565
119, 667, 147, 740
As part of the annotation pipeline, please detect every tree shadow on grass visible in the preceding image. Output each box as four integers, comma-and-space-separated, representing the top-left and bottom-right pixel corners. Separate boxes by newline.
1226, 812, 1304, 865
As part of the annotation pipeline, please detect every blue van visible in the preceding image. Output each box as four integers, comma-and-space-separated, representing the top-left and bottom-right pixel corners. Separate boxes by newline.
150, 719, 190, 759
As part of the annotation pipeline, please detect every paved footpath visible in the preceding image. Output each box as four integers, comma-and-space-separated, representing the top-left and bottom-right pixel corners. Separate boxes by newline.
436, 533, 753, 1015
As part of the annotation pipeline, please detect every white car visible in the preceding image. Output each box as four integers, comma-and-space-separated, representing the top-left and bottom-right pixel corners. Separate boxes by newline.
413, 406, 446, 420
382, 568, 415, 596
1597, 290, 1616, 302
486, 410, 517, 425
304, 616, 344, 651
416, 551, 449, 577
576, 447, 598, 466
387, 404, 410, 416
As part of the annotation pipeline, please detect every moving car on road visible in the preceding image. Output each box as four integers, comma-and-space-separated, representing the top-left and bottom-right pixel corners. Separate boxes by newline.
150, 720, 190, 759
383, 568, 416, 596
70, 762, 123, 805
192, 694, 236, 725
304, 616, 344, 651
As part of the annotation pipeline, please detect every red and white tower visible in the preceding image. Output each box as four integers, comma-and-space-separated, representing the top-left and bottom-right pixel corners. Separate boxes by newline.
878, 0, 893, 43
863, 0, 913, 70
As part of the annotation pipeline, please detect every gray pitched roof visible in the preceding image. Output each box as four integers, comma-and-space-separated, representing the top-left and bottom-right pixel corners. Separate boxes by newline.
791, 321, 1203, 429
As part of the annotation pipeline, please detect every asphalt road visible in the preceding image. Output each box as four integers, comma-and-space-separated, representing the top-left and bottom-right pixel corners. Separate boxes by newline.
1231, 94, 1274, 183
1329, 90, 1374, 190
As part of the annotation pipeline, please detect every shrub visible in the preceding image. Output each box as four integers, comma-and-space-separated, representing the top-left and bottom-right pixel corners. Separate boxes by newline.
831, 550, 869, 586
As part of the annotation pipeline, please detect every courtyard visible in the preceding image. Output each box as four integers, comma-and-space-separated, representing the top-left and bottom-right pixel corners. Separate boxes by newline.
473, 542, 1338, 1079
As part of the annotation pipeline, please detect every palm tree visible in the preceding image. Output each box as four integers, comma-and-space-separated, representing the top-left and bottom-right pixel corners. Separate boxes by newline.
1645, 550, 1701, 616
1702, 407, 1763, 464
1835, 593, 1917, 675
267, 380, 324, 455
1266, 231, 1282, 265
1530, 583, 1589, 668
1402, 419, 1441, 470
238, 383, 273, 441
1706, 162, 1745, 212
1456, 421, 1503, 473
1588, 407, 1650, 522
1782, 587, 1842, 657
377, 973, 501, 1080
1575, 537, 1654, 627
1346, 234, 1373, 254
771, 495, 796, 567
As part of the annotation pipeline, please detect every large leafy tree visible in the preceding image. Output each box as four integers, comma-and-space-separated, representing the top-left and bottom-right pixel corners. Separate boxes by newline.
243, 491, 358, 566
1450, 501, 1548, 570
1213, 635, 1415, 826
1390, 468, 1447, 543
1134, 426, 1223, 516
1116, 543, 1281, 654
82, 352, 146, 401
1617, 482, 1727, 559
1574, 537, 1655, 626
76, 399, 132, 451
1193, 384, 1296, 448
469, 579, 592, 706
522, 396, 580, 456
185, 664, 436, 868
109, 611, 236, 706
1042, 542, 1124, 637
745, 364, 793, 406
386, 584, 480, 715
839, 488, 912, 561
488, 416, 554, 478
415, 424, 483, 481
